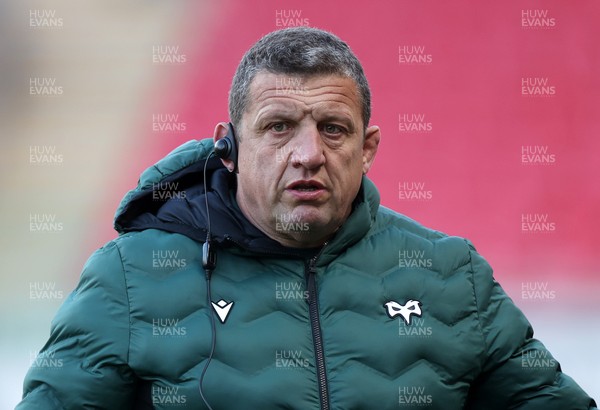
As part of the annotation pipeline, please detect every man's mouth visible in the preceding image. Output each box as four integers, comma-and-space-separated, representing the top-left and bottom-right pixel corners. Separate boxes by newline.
286, 180, 326, 199
287, 180, 325, 191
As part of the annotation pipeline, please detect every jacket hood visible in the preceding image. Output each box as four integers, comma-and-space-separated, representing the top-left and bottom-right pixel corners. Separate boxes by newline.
114, 138, 381, 262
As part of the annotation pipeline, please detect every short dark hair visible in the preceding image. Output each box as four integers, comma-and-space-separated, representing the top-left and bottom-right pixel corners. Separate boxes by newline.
229, 27, 371, 133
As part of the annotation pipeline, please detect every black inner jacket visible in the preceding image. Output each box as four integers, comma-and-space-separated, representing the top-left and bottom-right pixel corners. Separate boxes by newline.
115, 156, 331, 259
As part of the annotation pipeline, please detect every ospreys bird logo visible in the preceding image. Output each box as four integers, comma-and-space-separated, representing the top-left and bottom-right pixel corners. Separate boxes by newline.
384, 300, 422, 325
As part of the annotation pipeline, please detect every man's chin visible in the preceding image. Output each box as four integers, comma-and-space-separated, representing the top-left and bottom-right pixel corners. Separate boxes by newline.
273, 207, 332, 235
268, 204, 346, 248
287, 204, 326, 220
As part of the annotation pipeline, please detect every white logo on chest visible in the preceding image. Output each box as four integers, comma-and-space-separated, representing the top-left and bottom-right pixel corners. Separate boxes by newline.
384, 300, 422, 325
211, 299, 234, 323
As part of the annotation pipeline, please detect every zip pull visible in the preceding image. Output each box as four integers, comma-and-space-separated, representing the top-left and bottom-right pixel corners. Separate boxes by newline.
306, 258, 317, 304
306, 241, 328, 296
309, 241, 328, 272
307, 257, 318, 275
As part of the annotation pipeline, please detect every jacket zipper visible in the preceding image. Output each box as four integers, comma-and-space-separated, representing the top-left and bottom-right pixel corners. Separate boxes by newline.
307, 253, 330, 410
224, 235, 331, 409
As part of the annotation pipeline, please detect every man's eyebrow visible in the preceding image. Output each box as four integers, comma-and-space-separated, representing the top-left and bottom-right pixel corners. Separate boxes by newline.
255, 110, 299, 122
254, 104, 306, 123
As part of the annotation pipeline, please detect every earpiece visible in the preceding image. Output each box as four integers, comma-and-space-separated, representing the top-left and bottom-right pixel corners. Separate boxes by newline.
213, 122, 238, 173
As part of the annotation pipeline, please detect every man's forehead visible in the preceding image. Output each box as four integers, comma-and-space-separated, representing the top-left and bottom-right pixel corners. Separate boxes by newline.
249, 71, 358, 93
245, 71, 362, 116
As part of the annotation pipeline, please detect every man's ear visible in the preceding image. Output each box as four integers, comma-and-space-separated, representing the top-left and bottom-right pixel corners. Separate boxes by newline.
362, 125, 381, 174
213, 122, 235, 172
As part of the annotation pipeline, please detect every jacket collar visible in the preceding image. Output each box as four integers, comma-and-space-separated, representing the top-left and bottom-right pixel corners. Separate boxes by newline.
114, 139, 380, 262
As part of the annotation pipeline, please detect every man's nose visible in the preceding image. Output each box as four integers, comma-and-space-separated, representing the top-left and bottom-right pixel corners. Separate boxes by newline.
290, 125, 325, 169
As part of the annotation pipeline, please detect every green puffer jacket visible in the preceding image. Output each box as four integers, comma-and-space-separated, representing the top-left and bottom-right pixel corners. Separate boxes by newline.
18, 139, 596, 409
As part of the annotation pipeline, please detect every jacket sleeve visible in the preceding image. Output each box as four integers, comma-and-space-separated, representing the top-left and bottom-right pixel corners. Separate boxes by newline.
16, 241, 137, 409
464, 241, 597, 410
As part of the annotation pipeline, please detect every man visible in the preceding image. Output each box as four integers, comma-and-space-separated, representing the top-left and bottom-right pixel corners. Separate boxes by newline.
18, 27, 596, 409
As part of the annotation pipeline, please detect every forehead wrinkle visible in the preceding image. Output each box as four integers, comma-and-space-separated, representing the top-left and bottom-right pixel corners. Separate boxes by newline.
250, 73, 359, 101
257, 81, 357, 97
252, 89, 359, 116
254, 100, 311, 124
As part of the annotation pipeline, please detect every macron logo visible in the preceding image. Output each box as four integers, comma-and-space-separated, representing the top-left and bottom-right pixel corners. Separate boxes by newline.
384, 300, 422, 325
211, 299, 234, 323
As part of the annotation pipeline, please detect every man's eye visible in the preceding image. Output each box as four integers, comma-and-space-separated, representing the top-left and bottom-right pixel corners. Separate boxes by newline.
271, 123, 289, 133
323, 124, 343, 134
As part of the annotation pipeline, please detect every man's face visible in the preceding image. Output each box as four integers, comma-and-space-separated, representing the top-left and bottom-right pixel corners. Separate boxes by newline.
229, 72, 379, 248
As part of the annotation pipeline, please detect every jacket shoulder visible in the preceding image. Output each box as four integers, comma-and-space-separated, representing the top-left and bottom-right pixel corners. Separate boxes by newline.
373, 205, 474, 276
113, 229, 202, 273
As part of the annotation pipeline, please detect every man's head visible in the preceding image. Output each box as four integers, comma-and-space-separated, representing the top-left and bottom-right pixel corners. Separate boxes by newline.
214, 27, 380, 248
228, 27, 372, 133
